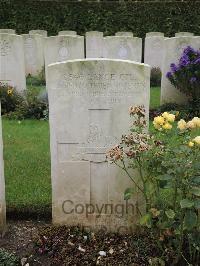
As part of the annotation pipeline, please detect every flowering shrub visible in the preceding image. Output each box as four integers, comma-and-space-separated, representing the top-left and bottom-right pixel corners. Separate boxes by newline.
0, 83, 23, 115
166, 46, 200, 103
0, 83, 48, 120
107, 106, 200, 265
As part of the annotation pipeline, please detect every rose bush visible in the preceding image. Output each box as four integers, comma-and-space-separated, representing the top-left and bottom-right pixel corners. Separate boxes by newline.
107, 106, 200, 265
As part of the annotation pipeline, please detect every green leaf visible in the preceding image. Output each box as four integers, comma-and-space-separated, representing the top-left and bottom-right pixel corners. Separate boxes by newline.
180, 199, 194, 209
146, 182, 155, 196
157, 174, 173, 181
193, 162, 200, 171
194, 199, 200, 209
184, 210, 197, 230
165, 209, 175, 219
140, 213, 152, 228
191, 176, 200, 185
191, 187, 200, 196
124, 188, 134, 200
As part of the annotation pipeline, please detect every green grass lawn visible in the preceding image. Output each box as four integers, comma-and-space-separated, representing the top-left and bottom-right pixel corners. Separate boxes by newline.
150, 86, 161, 109
3, 86, 161, 217
3, 119, 51, 218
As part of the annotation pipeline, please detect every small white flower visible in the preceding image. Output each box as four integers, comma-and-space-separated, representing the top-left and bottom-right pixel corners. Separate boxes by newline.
99, 251, 106, 256
78, 246, 85, 252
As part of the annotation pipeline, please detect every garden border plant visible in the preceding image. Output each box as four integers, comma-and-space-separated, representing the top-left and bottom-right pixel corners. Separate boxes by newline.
150, 46, 200, 121
0, 83, 48, 120
107, 106, 200, 265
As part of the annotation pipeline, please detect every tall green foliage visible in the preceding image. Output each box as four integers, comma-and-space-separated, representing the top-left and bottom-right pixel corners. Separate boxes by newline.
0, 1, 200, 37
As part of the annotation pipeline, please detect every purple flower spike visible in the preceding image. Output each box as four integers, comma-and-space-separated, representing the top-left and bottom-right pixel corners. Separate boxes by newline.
170, 63, 178, 73
190, 77, 197, 84
183, 46, 195, 56
179, 54, 190, 67
166, 71, 172, 79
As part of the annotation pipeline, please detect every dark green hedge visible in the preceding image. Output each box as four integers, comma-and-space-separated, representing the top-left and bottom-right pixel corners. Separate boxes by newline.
0, 1, 200, 37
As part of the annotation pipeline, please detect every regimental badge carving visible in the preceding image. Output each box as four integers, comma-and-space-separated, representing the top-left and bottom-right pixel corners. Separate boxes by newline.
87, 124, 102, 144
58, 47, 69, 61
118, 46, 128, 59
152, 39, 161, 50
24, 37, 37, 67
118, 39, 129, 59
86, 123, 117, 147
58, 40, 70, 61
0, 40, 11, 56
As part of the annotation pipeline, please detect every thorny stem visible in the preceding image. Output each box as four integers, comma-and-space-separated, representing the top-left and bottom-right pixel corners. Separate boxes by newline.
173, 179, 178, 211
173, 210, 184, 265
114, 160, 144, 194
137, 156, 150, 212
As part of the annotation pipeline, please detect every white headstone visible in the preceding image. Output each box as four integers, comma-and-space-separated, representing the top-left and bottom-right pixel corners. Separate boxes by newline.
103, 37, 142, 62
115, 32, 133, 37
22, 34, 45, 77
0, 104, 6, 235
175, 32, 194, 37
58, 31, 77, 36
146, 32, 164, 37
161, 36, 200, 104
144, 36, 165, 69
29, 30, 47, 37
44, 35, 84, 79
0, 34, 26, 92
86, 31, 104, 58
47, 58, 150, 232
0, 29, 15, 34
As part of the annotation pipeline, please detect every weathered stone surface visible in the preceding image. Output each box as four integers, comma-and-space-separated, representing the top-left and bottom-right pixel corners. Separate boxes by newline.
86, 31, 104, 58
44, 35, 84, 79
58, 31, 77, 36
115, 32, 133, 37
0, 29, 15, 34
175, 32, 194, 37
161, 36, 200, 104
103, 37, 142, 62
0, 104, 6, 235
29, 30, 47, 37
146, 32, 164, 37
22, 34, 45, 77
0, 33, 26, 92
144, 36, 164, 69
47, 59, 150, 232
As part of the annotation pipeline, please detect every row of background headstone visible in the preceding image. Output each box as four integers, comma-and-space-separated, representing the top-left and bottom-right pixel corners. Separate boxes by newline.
1, 29, 196, 71
0, 29, 199, 105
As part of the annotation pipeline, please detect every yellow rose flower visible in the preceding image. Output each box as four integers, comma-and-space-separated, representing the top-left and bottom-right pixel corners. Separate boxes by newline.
167, 114, 175, 123
162, 123, 172, 130
193, 136, 200, 145
192, 117, 200, 128
153, 121, 161, 130
7, 89, 13, 95
162, 112, 175, 123
162, 112, 170, 119
188, 141, 194, 147
187, 120, 196, 129
177, 119, 187, 131
154, 116, 165, 125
